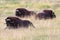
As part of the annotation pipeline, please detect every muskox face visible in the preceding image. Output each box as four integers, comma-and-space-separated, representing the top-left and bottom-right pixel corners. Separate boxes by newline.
5, 18, 15, 28
5, 17, 20, 29
15, 8, 29, 17
16, 9, 21, 14
6, 19, 14, 24
51, 12, 56, 18
16, 9, 23, 16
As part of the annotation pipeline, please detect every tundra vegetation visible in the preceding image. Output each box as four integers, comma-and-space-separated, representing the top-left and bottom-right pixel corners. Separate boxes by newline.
0, 0, 60, 40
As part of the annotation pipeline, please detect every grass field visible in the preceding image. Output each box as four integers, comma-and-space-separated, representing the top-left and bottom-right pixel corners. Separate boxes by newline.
0, 0, 60, 40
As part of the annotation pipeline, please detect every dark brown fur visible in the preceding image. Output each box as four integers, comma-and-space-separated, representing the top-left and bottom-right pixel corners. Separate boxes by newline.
15, 8, 36, 17
5, 17, 35, 29
36, 10, 56, 19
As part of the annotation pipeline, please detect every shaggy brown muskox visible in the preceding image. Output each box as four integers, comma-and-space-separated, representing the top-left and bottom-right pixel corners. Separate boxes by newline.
15, 8, 36, 17
36, 10, 56, 19
43, 10, 56, 18
5, 17, 35, 29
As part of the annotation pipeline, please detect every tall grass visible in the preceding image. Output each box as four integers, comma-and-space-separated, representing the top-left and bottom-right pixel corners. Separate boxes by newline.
0, 0, 60, 40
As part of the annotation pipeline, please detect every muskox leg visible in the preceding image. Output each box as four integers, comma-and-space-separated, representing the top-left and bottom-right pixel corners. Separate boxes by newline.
29, 23, 35, 28
5, 24, 12, 29
4, 26, 12, 30
4, 27, 8, 30
22, 20, 35, 28
35, 15, 40, 20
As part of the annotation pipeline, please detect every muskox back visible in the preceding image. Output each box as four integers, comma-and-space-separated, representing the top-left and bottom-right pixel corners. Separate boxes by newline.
5, 16, 35, 29
15, 8, 36, 17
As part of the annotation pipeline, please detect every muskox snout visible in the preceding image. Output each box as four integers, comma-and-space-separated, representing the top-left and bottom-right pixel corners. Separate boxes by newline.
53, 14, 56, 18
16, 11, 21, 16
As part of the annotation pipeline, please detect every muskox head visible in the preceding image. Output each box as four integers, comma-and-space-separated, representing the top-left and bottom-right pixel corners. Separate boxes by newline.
15, 8, 30, 17
5, 17, 22, 29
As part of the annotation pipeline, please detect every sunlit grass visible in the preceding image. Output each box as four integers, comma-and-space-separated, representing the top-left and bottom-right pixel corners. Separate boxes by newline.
0, 0, 60, 40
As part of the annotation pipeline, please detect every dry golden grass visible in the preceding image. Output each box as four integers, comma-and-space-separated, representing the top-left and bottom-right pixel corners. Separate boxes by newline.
0, 0, 60, 40
0, 15, 60, 40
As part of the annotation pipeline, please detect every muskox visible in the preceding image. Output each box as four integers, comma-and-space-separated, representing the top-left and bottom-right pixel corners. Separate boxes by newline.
43, 10, 56, 18
36, 10, 56, 19
5, 17, 35, 29
15, 8, 36, 17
